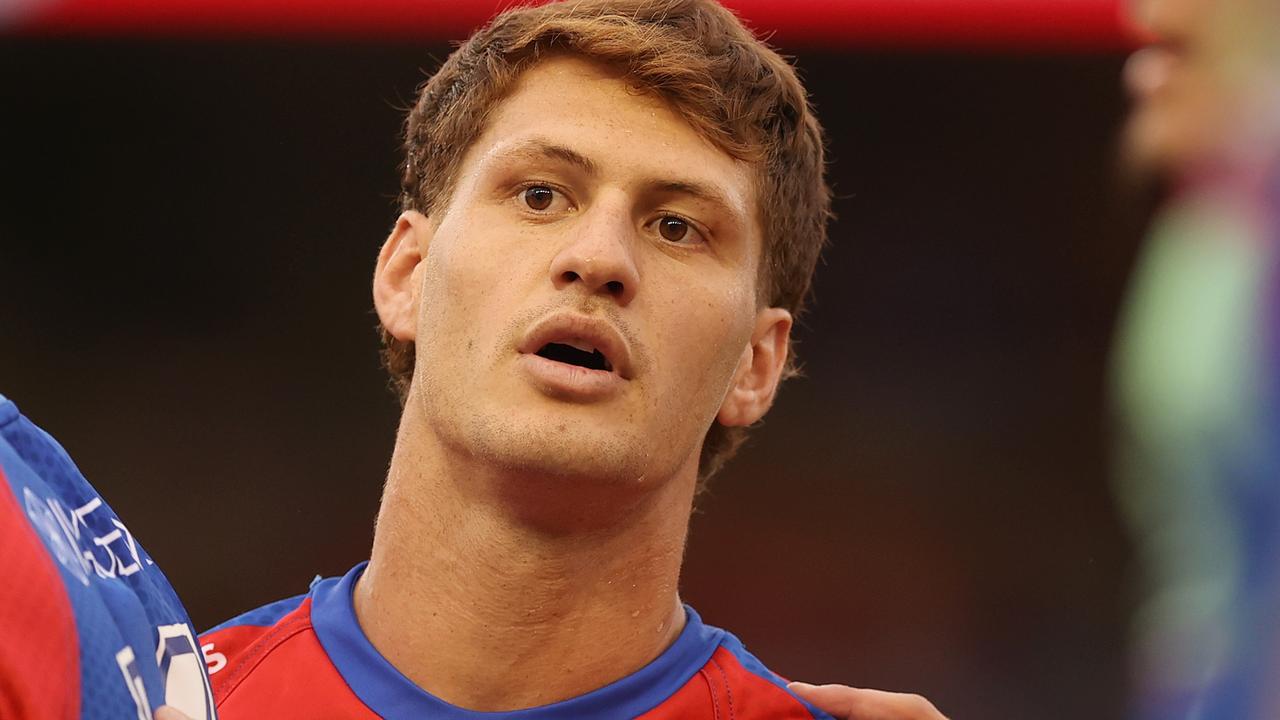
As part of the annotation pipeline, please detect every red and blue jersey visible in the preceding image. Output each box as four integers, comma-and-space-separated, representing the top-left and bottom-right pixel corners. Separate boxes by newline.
201, 563, 835, 719
0, 395, 217, 720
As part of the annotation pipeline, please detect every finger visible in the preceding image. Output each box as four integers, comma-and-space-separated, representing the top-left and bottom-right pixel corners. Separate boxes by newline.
788, 682, 948, 720
154, 706, 195, 720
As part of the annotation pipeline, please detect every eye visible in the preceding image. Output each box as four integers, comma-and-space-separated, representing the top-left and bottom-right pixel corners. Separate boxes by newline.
658, 216, 691, 243
523, 185, 556, 211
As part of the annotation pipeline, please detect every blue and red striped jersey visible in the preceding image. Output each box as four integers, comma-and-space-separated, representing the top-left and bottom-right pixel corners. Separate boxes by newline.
201, 563, 834, 719
0, 395, 217, 720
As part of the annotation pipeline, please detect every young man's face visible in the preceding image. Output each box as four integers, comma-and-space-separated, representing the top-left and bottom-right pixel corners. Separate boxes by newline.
378, 55, 790, 488
1123, 0, 1279, 175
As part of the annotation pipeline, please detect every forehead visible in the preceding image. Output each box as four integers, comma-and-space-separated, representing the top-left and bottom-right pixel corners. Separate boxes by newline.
462, 55, 758, 225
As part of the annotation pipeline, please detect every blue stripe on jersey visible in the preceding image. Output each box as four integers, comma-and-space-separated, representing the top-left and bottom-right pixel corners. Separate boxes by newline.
203, 592, 307, 635
309, 562, 727, 719
717, 632, 836, 720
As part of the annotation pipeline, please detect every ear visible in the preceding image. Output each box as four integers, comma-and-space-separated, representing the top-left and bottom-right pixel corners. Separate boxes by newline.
373, 210, 433, 342
716, 307, 793, 427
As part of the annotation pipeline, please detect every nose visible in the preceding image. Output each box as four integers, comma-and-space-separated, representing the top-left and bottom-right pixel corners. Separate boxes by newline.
548, 199, 640, 306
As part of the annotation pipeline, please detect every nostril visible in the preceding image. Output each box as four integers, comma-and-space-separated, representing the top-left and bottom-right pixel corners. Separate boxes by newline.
605, 280, 624, 296
561, 271, 581, 284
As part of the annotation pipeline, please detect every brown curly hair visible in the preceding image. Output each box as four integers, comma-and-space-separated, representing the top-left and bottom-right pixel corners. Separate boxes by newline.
381, 0, 831, 487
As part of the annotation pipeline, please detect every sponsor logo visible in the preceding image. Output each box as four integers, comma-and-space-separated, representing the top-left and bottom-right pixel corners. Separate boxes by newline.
157, 624, 217, 720
22, 488, 152, 585
115, 646, 154, 720
202, 643, 228, 675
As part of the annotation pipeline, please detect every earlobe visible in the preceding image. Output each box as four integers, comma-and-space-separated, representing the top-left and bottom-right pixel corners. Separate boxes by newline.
716, 308, 793, 427
373, 210, 432, 342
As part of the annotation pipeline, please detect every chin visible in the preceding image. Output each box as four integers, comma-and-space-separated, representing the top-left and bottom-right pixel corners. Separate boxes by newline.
414, 370, 703, 493
1122, 113, 1183, 182
464, 408, 673, 486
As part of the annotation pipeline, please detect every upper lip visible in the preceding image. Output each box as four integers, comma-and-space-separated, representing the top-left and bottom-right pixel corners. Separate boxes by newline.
518, 313, 634, 379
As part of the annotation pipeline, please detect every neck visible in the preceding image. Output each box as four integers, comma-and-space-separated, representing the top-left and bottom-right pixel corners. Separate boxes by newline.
353, 402, 696, 711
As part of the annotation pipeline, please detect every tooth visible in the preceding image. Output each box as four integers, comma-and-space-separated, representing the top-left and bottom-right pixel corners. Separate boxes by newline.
565, 340, 596, 353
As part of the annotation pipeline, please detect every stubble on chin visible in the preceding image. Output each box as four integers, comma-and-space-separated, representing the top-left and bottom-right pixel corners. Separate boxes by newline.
409, 357, 640, 487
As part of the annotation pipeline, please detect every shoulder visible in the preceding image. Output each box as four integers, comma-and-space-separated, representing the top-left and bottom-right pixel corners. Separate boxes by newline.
0, 401, 78, 720
0, 395, 213, 719
679, 625, 836, 720
200, 577, 377, 719
639, 607, 834, 720
199, 593, 312, 700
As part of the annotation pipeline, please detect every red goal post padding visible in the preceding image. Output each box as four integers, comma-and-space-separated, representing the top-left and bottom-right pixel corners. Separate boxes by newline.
4, 0, 1141, 51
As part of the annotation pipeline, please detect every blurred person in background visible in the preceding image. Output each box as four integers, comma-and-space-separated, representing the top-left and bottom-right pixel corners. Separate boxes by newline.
1114, 0, 1280, 717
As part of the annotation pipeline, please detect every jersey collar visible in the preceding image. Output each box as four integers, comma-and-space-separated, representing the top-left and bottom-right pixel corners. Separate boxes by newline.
311, 562, 724, 719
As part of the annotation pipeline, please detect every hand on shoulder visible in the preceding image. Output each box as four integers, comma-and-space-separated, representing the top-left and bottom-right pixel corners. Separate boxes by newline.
789, 682, 949, 720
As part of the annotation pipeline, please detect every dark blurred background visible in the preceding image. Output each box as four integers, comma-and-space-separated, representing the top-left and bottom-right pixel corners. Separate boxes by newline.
0, 30, 1147, 720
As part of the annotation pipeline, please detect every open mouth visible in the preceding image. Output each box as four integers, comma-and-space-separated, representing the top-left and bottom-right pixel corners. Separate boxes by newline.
535, 341, 613, 372
518, 313, 632, 384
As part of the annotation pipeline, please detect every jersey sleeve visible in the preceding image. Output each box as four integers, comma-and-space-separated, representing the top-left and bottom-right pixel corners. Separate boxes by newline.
0, 395, 218, 720
0, 464, 80, 720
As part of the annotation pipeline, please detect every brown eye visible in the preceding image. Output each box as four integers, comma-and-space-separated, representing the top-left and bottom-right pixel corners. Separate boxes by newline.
523, 186, 554, 211
658, 216, 689, 242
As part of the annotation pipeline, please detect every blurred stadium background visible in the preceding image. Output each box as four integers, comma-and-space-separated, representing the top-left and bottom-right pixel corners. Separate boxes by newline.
2, 1, 1156, 718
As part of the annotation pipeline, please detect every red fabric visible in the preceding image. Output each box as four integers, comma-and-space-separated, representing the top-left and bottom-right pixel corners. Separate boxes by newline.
10, 0, 1139, 51
659, 647, 818, 719
201, 600, 818, 718
0, 468, 79, 720
202, 599, 378, 720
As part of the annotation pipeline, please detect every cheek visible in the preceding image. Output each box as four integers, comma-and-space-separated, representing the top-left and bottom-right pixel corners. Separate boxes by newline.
415, 214, 528, 364
651, 278, 754, 396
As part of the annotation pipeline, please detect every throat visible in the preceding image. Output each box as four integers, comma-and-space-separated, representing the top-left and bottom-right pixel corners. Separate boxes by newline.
355, 555, 687, 712
361, 410, 698, 711
355, 474, 691, 712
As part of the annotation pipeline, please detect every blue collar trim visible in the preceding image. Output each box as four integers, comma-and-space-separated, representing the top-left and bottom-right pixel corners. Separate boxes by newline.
311, 562, 724, 719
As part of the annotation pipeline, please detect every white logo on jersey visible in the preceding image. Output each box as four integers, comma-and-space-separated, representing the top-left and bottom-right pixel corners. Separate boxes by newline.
156, 623, 217, 720
202, 643, 227, 675
21, 487, 151, 585
115, 646, 154, 720
23, 487, 89, 586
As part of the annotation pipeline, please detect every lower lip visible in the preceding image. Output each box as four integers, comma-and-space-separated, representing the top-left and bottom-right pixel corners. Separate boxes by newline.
517, 353, 627, 401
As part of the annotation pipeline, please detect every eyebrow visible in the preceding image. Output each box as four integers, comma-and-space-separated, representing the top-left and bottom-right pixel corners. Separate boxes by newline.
503, 139, 600, 177
651, 180, 741, 218
497, 138, 747, 222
